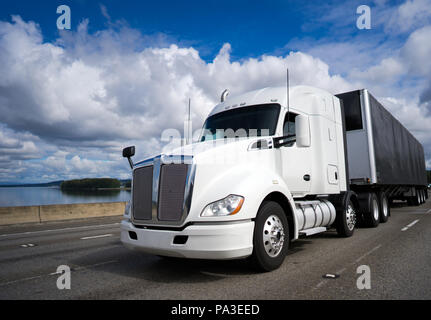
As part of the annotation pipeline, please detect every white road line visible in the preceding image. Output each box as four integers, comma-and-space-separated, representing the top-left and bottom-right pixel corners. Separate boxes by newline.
80, 234, 112, 240
427, 209, 431, 214
401, 219, 420, 231
355, 245, 382, 263
0, 223, 120, 239
0, 260, 118, 287
312, 244, 382, 292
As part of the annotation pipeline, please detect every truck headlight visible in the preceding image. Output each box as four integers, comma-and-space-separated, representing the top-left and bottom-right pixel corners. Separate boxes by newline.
201, 195, 244, 217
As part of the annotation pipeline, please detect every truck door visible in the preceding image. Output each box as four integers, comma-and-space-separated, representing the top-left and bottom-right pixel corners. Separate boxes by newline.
280, 112, 312, 196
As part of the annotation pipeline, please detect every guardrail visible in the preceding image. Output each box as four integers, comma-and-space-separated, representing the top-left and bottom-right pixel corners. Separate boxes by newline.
0, 202, 126, 226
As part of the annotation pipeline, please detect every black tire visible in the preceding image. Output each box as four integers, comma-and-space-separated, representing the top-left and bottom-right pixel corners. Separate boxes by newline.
251, 201, 289, 272
363, 192, 380, 228
412, 190, 420, 206
407, 197, 414, 206
379, 192, 389, 223
335, 195, 356, 237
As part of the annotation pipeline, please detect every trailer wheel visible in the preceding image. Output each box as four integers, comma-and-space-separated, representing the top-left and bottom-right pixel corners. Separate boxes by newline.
251, 201, 289, 272
363, 193, 380, 228
379, 192, 389, 223
412, 190, 420, 206
335, 196, 356, 237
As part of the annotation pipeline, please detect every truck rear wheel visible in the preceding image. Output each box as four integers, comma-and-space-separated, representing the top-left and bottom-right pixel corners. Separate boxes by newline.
363, 193, 380, 228
379, 192, 389, 223
412, 190, 420, 206
251, 201, 289, 272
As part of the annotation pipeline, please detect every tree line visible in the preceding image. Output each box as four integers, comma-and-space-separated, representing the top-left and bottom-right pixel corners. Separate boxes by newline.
60, 178, 121, 190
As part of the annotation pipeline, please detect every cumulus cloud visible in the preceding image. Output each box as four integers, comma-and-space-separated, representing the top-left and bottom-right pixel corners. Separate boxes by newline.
384, 0, 431, 34
0, 15, 357, 182
0, 2, 431, 183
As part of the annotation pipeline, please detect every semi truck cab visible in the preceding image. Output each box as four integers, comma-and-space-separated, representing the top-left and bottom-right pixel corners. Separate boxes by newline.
121, 85, 427, 271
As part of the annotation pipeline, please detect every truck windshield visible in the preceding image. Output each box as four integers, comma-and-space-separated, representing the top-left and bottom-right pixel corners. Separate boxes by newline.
200, 104, 280, 141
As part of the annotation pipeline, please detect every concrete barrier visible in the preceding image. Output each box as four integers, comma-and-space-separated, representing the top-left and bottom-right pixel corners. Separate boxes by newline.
0, 206, 41, 225
0, 201, 126, 226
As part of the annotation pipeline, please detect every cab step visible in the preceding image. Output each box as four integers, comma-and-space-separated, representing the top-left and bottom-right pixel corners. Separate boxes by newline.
299, 227, 327, 236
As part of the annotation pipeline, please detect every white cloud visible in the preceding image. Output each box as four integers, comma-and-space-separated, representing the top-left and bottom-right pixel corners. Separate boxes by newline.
0, 5, 430, 183
386, 0, 431, 33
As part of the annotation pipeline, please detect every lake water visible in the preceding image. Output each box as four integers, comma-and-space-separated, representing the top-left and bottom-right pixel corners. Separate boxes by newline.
0, 187, 131, 207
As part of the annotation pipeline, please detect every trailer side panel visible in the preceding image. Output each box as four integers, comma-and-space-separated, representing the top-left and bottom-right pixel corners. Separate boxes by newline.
368, 93, 427, 186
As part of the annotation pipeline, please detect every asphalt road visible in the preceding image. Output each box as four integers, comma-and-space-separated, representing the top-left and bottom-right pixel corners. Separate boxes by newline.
0, 194, 430, 300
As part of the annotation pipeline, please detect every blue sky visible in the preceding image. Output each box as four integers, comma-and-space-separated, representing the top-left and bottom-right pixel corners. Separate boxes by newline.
0, 0, 401, 61
0, 0, 430, 183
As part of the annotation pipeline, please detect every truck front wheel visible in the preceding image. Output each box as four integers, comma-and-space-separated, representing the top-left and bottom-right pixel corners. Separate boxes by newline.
251, 201, 289, 272
335, 196, 357, 237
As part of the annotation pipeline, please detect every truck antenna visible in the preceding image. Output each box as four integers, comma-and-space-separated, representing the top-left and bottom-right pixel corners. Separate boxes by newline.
286, 67, 290, 136
186, 98, 191, 145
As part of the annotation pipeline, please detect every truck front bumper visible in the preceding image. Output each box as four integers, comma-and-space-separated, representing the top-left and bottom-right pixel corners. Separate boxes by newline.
121, 219, 254, 260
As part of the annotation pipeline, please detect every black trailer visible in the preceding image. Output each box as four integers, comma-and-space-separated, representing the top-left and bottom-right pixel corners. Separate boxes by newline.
336, 89, 428, 226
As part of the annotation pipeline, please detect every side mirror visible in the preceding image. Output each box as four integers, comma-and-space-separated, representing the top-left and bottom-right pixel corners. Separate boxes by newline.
123, 146, 135, 169
123, 146, 135, 158
296, 115, 311, 147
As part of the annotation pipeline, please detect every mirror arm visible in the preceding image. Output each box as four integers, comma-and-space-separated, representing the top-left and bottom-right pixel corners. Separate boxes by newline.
273, 134, 296, 148
127, 157, 134, 170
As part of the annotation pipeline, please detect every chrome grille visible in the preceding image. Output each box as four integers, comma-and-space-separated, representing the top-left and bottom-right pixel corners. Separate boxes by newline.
132, 166, 153, 220
132, 157, 193, 225
158, 164, 188, 221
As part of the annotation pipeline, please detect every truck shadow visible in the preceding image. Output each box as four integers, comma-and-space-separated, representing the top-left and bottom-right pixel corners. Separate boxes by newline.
71, 238, 312, 283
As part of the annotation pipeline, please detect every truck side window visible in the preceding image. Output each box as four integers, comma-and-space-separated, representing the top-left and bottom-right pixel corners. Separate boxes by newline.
283, 112, 297, 146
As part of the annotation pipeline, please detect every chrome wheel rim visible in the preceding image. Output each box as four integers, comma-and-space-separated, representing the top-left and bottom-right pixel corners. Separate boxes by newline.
263, 215, 285, 258
346, 203, 356, 231
382, 197, 388, 217
373, 198, 379, 221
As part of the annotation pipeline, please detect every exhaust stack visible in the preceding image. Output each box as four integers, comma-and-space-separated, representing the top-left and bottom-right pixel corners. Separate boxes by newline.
221, 89, 229, 102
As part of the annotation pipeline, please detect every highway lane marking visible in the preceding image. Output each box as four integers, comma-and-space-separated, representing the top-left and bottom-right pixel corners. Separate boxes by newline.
401, 219, 420, 231
311, 244, 382, 292
80, 234, 112, 240
427, 209, 431, 214
0, 260, 119, 287
354, 244, 382, 263
0, 223, 120, 239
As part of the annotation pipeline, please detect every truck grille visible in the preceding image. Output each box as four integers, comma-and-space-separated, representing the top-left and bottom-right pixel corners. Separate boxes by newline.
132, 161, 191, 225
132, 166, 153, 220
158, 164, 189, 221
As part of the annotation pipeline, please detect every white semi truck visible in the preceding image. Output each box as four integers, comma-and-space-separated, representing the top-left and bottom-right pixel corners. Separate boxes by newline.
121, 85, 428, 271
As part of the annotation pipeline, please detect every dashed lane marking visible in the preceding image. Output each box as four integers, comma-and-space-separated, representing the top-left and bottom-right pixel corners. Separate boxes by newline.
401, 219, 420, 231
80, 234, 112, 240
0, 260, 118, 287
0, 223, 120, 239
